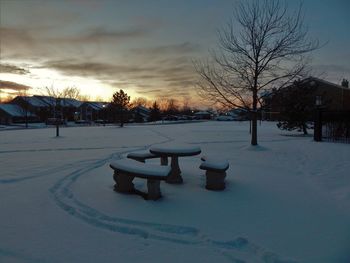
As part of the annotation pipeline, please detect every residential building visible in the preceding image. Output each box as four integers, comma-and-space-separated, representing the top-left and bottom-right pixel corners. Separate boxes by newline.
11, 96, 50, 122
0, 103, 38, 124
79, 102, 108, 121
262, 77, 350, 120
132, 105, 150, 122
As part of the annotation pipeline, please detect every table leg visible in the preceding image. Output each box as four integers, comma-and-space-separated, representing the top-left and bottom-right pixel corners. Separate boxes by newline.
166, 156, 183, 184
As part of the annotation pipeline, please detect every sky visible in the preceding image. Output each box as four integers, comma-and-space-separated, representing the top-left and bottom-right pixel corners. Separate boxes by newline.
0, 0, 349, 106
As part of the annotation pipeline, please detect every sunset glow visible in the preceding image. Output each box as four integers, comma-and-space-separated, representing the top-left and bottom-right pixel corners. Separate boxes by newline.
1, 0, 349, 105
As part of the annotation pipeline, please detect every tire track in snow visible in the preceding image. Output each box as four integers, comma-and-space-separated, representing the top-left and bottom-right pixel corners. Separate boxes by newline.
0, 145, 143, 154
0, 159, 99, 184
0, 247, 48, 263
0, 146, 141, 184
47, 129, 297, 263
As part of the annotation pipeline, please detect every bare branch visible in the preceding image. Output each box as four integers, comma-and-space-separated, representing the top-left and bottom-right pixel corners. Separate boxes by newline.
194, 0, 320, 145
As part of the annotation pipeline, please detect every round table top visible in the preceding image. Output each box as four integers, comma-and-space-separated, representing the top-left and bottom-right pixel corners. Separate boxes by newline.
150, 145, 201, 157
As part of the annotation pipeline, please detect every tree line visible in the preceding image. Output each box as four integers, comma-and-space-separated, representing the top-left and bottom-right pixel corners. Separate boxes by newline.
109, 89, 207, 127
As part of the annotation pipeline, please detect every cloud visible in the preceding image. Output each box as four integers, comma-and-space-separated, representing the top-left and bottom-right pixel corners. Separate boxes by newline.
0, 19, 199, 100
131, 42, 201, 55
47, 26, 152, 44
84, 27, 151, 41
0, 27, 36, 50
43, 60, 158, 77
0, 27, 35, 43
43, 60, 115, 75
136, 88, 164, 94
0, 24, 153, 61
0, 80, 31, 91
0, 64, 30, 75
0, 26, 49, 59
41, 57, 198, 99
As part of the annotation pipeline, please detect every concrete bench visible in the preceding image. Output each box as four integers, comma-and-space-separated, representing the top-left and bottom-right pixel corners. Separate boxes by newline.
200, 156, 229, 190
110, 159, 171, 200
127, 151, 158, 163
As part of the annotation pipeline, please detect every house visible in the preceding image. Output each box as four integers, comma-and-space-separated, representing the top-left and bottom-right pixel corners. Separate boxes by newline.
194, 111, 212, 120
0, 103, 38, 124
33, 96, 83, 121
60, 98, 83, 121
132, 105, 150, 122
79, 102, 108, 121
262, 77, 350, 120
227, 108, 249, 120
11, 95, 83, 122
11, 96, 51, 122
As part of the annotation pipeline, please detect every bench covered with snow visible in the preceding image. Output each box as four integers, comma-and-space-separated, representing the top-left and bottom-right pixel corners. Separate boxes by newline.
127, 151, 158, 163
110, 159, 171, 200
200, 157, 229, 190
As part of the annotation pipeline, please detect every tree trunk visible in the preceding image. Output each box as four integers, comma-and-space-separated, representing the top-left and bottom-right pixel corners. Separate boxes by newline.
251, 86, 258, 146
120, 110, 124, 127
25, 110, 28, 129
56, 122, 59, 137
302, 124, 308, 135
251, 111, 258, 145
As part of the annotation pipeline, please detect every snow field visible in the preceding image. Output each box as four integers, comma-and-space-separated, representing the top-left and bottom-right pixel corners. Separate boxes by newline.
1, 122, 349, 263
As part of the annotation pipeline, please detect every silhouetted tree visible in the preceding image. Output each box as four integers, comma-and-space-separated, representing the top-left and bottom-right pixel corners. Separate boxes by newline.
61, 87, 80, 99
45, 86, 64, 137
195, 0, 319, 145
181, 98, 192, 115
149, 101, 161, 122
164, 98, 179, 116
111, 89, 130, 127
130, 97, 150, 108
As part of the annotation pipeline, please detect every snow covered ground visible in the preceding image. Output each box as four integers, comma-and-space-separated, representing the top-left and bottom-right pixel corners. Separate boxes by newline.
1, 121, 349, 263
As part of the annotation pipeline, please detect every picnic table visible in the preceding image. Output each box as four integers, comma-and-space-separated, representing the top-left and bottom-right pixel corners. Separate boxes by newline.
149, 145, 201, 184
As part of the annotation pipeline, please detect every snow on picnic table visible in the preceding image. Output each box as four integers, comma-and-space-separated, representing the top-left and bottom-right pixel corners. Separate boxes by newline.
0, 121, 349, 263
149, 144, 201, 155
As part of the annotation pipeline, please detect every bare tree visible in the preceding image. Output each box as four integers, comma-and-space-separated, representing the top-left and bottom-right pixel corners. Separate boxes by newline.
61, 87, 81, 100
155, 98, 169, 112
44, 86, 64, 137
79, 94, 91, 102
181, 97, 192, 115
130, 97, 150, 108
195, 0, 319, 145
164, 98, 179, 115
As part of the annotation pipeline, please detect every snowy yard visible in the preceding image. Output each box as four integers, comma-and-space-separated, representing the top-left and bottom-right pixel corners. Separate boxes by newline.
1, 121, 349, 263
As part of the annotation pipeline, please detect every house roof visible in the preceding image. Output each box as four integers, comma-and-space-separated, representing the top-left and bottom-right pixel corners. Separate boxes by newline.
133, 105, 150, 113
194, 111, 211, 115
33, 96, 83, 107
61, 98, 82, 108
0, 104, 36, 117
14, 96, 49, 107
80, 102, 108, 110
285, 77, 349, 91
303, 77, 347, 90
34, 96, 56, 106
228, 108, 248, 113
133, 106, 150, 118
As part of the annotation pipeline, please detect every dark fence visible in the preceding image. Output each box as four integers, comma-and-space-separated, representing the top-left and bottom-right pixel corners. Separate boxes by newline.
314, 110, 350, 143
